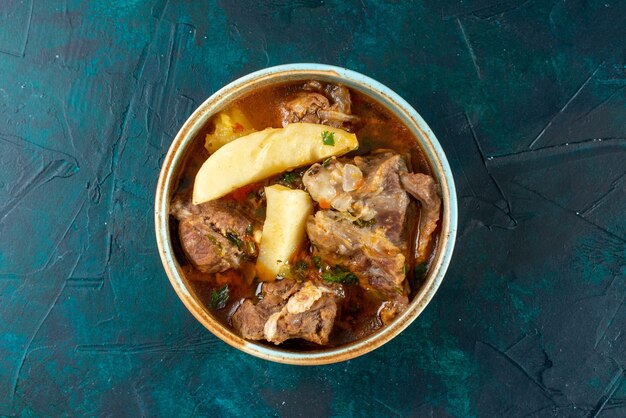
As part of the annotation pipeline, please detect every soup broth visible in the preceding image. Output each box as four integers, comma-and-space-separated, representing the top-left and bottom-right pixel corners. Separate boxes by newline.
170, 80, 441, 348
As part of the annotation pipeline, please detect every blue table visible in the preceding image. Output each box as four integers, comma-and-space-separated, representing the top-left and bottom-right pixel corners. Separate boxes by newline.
1, 1, 624, 416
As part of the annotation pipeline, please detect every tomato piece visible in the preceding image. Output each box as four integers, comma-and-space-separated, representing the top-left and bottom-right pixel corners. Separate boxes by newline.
229, 182, 259, 202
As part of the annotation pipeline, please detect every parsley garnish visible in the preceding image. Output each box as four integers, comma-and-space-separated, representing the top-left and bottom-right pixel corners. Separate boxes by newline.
322, 265, 358, 285
281, 171, 297, 185
205, 234, 223, 255
311, 256, 322, 270
293, 260, 309, 280
295, 260, 309, 272
225, 231, 243, 250
209, 285, 229, 310
322, 157, 332, 167
321, 131, 335, 146
353, 218, 377, 228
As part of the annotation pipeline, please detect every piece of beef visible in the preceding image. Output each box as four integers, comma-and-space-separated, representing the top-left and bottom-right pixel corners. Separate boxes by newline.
400, 172, 441, 262
303, 81, 352, 113
303, 151, 412, 249
281, 92, 330, 125
231, 280, 339, 345
304, 151, 441, 319
353, 152, 412, 248
170, 192, 254, 273
231, 279, 300, 340
281, 81, 358, 129
264, 282, 338, 345
306, 210, 407, 303
327, 84, 352, 113
173, 195, 252, 237
177, 217, 238, 273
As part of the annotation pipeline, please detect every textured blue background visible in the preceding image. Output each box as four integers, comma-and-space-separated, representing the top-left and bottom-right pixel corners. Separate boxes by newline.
0, 1, 625, 416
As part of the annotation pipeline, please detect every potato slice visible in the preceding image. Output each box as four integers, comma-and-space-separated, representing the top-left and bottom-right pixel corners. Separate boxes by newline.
256, 185, 313, 281
193, 123, 358, 204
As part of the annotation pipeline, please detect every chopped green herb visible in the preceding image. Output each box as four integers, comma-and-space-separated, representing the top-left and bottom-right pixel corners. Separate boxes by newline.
293, 260, 309, 280
353, 218, 377, 228
206, 234, 224, 254
311, 256, 322, 270
225, 231, 243, 250
281, 171, 297, 185
322, 157, 332, 167
245, 224, 253, 235
209, 285, 229, 310
322, 265, 358, 285
295, 260, 309, 271
321, 131, 335, 146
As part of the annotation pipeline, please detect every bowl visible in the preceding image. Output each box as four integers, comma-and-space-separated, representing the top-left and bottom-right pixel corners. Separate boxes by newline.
155, 64, 458, 365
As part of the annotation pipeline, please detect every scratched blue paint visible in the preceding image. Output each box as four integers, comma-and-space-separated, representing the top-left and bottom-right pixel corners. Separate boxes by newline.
0, 0, 624, 416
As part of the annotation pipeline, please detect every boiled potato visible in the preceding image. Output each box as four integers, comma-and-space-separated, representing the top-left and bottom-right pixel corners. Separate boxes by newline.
204, 108, 254, 154
193, 123, 358, 204
256, 185, 313, 281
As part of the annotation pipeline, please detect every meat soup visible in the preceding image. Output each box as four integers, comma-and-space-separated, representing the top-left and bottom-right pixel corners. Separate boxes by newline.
169, 80, 441, 348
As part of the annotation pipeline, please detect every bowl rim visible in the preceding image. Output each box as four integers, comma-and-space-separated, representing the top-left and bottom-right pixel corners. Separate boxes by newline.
155, 63, 458, 365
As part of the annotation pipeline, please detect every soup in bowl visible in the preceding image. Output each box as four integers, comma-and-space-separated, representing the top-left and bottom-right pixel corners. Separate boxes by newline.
155, 64, 457, 364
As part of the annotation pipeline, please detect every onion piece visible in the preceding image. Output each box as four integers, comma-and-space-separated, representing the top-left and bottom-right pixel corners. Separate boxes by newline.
342, 164, 363, 192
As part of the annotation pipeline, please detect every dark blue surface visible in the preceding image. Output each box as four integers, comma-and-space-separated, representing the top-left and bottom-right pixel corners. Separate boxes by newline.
0, 1, 625, 416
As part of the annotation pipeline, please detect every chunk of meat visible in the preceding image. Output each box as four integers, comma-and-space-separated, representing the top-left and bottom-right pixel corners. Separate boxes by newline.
303, 81, 352, 113
281, 81, 358, 129
231, 301, 266, 340
327, 84, 352, 113
306, 210, 408, 304
400, 172, 441, 262
178, 217, 239, 273
170, 192, 255, 273
264, 282, 338, 345
304, 150, 441, 320
231, 280, 339, 345
304, 151, 441, 261
304, 151, 412, 249
171, 193, 252, 236
281, 92, 330, 125
353, 152, 412, 248
231, 279, 299, 340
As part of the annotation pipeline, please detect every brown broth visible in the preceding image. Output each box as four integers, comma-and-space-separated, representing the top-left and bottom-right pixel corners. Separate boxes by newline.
171, 80, 438, 349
